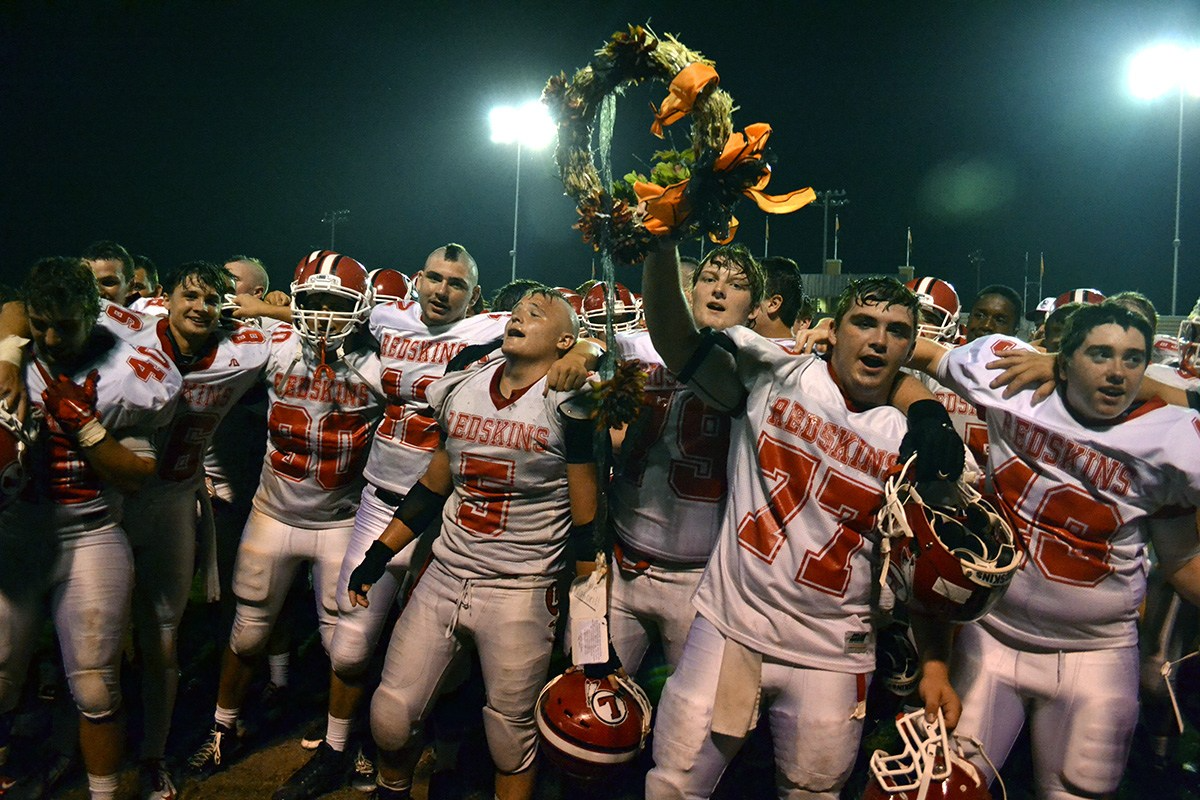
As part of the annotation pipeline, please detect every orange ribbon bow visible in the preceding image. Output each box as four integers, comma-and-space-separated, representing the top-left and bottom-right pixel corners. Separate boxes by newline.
650, 62, 720, 138
634, 123, 816, 242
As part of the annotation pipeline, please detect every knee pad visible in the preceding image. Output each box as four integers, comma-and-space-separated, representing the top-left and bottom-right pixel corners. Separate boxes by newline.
68, 668, 121, 720
482, 703, 536, 774
370, 683, 424, 753
329, 619, 373, 679
228, 610, 270, 658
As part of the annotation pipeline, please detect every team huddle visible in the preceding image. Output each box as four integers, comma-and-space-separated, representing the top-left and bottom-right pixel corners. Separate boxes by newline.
1, 236, 1200, 800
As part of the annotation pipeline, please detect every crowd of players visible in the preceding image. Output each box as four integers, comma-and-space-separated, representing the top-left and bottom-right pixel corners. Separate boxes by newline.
1, 237, 1200, 800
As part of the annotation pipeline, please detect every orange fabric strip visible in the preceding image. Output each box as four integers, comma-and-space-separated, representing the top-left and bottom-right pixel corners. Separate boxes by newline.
650, 62, 720, 138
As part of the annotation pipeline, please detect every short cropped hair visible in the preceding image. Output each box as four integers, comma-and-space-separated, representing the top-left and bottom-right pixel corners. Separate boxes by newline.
975, 284, 1022, 323
82, 240, 134, 283
1055, 301, 1154, 381
759, 256, 805, 326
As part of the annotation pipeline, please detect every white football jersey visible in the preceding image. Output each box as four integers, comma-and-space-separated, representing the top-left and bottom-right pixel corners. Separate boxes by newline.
20, 329, 183, 536
937, 335, 1200, 650
425, 358, 582, 582
609, 330, 728, 563
364, 301, 509, 495
102, 315, 272, 487
253, 324, 384, 526
1146, 361, 1199, 391
129, 296, 169, 317
1152, 333, 1182, 367
691, 326, 907, 672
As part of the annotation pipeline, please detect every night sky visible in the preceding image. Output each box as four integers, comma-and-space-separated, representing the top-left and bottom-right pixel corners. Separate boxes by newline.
3, 1, 1199, 316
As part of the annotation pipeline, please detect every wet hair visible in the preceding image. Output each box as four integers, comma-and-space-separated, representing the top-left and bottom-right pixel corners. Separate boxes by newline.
1108, 290, 1157, 331
695, 244, 766, 306
1054, 301, 1154, 380
759, 256, 805, 326
974, 284, 1022, 324
162, 261, 235, 298
81, 240, 135, 282
831, 277, 919, 329
24, 256, 101, 321
491, 279, 545, 313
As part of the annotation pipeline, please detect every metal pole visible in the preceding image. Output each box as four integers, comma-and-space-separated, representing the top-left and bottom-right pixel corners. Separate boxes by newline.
511, 141, 522, 283
1173, 86, 1184, 316
821, 201, 830, 264
764, 217, 770, 258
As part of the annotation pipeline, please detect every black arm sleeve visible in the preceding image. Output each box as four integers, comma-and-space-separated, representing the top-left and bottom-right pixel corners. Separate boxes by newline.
563, 414, 596, 464
446, 338, 503, 373
393, 481, 450, 532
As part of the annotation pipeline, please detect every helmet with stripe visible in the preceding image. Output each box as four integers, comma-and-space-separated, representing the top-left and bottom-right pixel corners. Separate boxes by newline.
536, 669, 652, 779
905, 277, 961, 342
582, 282, 642, 336
1054, 288, 1105, 310
290, 250, 373, 347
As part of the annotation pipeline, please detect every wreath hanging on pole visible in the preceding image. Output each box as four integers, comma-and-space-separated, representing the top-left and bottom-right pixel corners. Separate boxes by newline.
542, 24, 816, 264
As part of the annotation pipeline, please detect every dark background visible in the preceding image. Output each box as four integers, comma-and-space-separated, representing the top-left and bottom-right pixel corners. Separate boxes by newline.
2, 0, 1199, 314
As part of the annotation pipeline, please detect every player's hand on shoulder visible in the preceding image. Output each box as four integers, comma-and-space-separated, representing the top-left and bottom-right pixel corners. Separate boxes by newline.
793, 317, 832, 355
0, 361, 27, 420
546, 351, 592, 394
986, 348, 1056, 402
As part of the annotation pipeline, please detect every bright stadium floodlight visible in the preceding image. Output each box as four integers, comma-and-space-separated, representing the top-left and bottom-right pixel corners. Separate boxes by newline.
1128, 42, 1200, 315
489, 100, 557, 281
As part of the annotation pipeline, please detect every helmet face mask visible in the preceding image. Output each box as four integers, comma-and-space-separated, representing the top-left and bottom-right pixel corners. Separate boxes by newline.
1179, 316, 1200, 378
865, 709, 993, 800
582, 282, 642, 337
289, 251, 373, 348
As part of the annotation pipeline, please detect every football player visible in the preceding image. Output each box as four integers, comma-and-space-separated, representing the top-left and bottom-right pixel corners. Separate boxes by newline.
346, 288, 599, 800
107, 261, 273, 798
747, 255, 805, 344
607, 245, 764, 677
186, 252, 384, 793
962, 284, 1022, 342
0, 257, 182, 800
81, 240, 136, 307
638, 240, 963, 800
908, 301, 1200, 799
318, 245, 596, 790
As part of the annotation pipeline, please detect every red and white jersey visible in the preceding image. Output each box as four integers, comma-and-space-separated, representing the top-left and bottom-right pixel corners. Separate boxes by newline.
609, 330, 729, 564
106, 316, 271, 488
425, 358, 581, 582
1152, 334, 1182, 367
364, 300, 508, 495
253, 324, 384, 526
692, 327, 906, 672
1146, 361, 1199, 391
937, 335, 1200, 650
129, 296, 169, 317
20, 330, 182, 536
96, 299, 157, 341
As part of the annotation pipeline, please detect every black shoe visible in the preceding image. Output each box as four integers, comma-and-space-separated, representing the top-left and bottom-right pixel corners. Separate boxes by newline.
187, 722, 241, 775
272, 742, 350, 800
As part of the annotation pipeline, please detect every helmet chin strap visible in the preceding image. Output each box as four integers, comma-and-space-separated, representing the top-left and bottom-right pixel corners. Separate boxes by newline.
314, 336, 337, 383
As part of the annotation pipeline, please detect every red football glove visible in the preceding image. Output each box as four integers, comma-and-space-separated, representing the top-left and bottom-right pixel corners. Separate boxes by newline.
41, 370, 100, 435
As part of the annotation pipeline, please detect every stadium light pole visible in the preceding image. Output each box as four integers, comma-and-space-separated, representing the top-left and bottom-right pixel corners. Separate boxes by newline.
489, 100, 556, 282
1128, 42, 1200, 316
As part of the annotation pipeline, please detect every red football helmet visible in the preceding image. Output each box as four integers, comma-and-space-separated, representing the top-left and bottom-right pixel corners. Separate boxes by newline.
0, 405, 33, 511
878, 462, 1021, 623
905, 277, 960, 342
582, 282, 642, 337
367, 268, 411, 306
536, 670, 652, 780
1054, 288, 1105, 310
863, 709, 996, 800
290, 250, 373, 347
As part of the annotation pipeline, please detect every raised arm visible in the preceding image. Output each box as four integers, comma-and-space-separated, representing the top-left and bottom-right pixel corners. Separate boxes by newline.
641, 240, 707, 375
